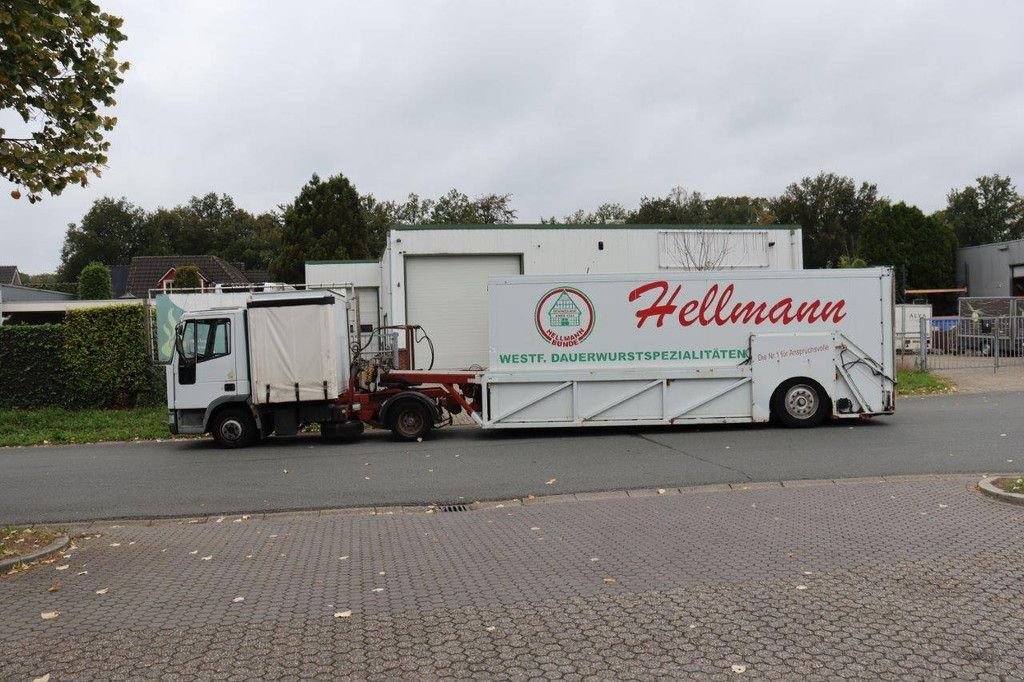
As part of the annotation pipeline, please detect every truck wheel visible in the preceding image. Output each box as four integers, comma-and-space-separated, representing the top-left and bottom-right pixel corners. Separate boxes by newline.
210, 407, 258, 448
320, 420, 365, 442
771, 379, 828, 428
389, 401, 432, 441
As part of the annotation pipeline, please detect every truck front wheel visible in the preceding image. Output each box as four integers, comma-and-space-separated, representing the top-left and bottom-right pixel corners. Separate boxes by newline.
771, 379, 828, 428
389, 401, 432, 441
210, 407, 258, 448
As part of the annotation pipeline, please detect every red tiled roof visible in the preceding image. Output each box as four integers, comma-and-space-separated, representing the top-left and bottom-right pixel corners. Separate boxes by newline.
125, 256, 250, 297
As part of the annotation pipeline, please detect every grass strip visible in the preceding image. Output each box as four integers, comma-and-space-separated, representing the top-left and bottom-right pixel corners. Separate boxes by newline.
0, 407, 171, 447
896, 369, 954, 396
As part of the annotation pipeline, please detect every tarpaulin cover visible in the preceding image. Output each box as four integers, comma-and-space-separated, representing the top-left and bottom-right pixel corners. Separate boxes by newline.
248, 302, 338, 404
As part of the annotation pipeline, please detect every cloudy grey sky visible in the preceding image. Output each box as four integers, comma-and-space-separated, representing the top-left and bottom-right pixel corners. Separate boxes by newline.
3, 0, 1023, 273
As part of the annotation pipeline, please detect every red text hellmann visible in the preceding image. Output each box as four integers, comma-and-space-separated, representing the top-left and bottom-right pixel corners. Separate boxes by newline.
628, 281, 848, 329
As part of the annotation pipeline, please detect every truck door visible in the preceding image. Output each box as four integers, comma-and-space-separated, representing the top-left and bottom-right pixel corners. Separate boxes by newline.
172, 312, 247, 410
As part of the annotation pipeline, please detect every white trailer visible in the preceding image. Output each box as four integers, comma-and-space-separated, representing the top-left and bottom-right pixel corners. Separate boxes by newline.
167, 269, 895, 447
895, 303, 932, 353
477, 268, 895, 429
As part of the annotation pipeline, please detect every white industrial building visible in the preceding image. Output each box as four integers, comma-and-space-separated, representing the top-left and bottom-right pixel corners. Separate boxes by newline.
306, 224, 804, 369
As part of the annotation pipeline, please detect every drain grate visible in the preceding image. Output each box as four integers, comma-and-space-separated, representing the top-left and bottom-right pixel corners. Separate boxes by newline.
439, 503, 468, 513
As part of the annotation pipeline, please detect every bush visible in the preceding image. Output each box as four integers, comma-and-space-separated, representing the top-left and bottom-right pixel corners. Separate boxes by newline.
78, 262, 112, 299
62, 306, 153, 408
173, 265, 201, 290
0, 305, 165, 409
0, 324, 65, 408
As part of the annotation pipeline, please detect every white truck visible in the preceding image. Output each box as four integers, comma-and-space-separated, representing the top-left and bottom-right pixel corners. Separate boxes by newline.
167, 268, 896, 447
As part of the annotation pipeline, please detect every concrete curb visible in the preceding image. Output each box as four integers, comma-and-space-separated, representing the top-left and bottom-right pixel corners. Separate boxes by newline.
978, 475, 1024, 507
53, 473, 984, 530
0, 534, 70, 572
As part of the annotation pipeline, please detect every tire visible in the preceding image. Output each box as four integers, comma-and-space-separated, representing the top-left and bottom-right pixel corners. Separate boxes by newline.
770, 379, 828, 428
320, 420, 365, 442
388, 400, 433, 441
210, 406, 258, 448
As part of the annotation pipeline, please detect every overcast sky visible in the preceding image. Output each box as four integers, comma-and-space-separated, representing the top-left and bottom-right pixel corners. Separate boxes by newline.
2, 1, 1023, 273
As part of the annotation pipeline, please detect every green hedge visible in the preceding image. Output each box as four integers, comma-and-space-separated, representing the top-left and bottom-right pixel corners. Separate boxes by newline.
0, 306, 165, 409
0, 324, 65, 408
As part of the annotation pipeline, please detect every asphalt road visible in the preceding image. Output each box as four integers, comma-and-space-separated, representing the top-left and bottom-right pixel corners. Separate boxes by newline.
1, 390, 1020, 524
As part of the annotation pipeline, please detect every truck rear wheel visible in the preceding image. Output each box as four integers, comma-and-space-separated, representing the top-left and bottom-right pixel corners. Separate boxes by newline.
321, 420, 365, 442
210, 407, 258, 448
389, 401, 432, 441
771, 379, 828, 428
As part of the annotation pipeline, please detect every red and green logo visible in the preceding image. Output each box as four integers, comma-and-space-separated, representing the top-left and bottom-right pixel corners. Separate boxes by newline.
535, 287, 595, 347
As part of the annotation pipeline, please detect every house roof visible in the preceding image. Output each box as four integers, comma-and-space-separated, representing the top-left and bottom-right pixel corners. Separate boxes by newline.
125, 255, 250, 297
0, 266, 20, 285
244, 270, 272, 284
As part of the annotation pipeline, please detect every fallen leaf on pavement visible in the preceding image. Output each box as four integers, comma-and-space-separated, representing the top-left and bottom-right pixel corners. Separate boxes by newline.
40, 611, 59, 620
48, 580, 60, 593
95, 588, 108, 595
334, 610, 352, 618
603, 578, 616, 584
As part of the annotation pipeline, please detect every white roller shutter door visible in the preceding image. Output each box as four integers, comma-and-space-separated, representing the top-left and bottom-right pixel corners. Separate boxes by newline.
405, 254, 521, 369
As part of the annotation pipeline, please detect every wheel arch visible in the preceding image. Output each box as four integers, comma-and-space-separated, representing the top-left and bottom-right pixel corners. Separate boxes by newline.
202, 395, 254, 433
379, 391, 441, 427
770, 376, 834, 421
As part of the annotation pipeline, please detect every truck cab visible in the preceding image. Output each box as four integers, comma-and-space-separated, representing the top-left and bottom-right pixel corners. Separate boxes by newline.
168, 308, 252, 443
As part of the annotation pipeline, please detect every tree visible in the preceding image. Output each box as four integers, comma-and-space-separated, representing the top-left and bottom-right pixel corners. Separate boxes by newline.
542, 203, 630, 225
78, 261, 112, 299
172, 265, 201, 290
945, 174, 1024, 247
360, 189, 517, 257
1, 0, 129, 202
771, 173, 879, 268
58, 197, 163, 281
144, 194, 282, 269
628, 187, 707, 224
859, 202, 957, 289
273, 173, 370, 282
427, 189, 517, 224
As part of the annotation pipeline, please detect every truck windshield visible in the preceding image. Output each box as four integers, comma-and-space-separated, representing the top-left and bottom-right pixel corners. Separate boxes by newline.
178, 319, 231, 363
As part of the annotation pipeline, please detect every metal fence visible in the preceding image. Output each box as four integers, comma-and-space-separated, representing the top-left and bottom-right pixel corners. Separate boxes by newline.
902, 316, 1024, 371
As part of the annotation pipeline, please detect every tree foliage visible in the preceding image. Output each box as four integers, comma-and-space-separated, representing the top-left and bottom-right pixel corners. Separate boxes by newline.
1, 0, 129, 202
859, 202, 957, 288
172, 264, 201, 290
57, 193, 282, 281
360, 189, 517, 257
273, 173, 370, 281
78, 261, 111, 299
771, 173, 878, 268
58, 197, 159, 282
944, 174, 1024, 247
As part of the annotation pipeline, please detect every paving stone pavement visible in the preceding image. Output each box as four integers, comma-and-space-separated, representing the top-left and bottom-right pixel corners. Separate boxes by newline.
3, 476, 1024, 680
